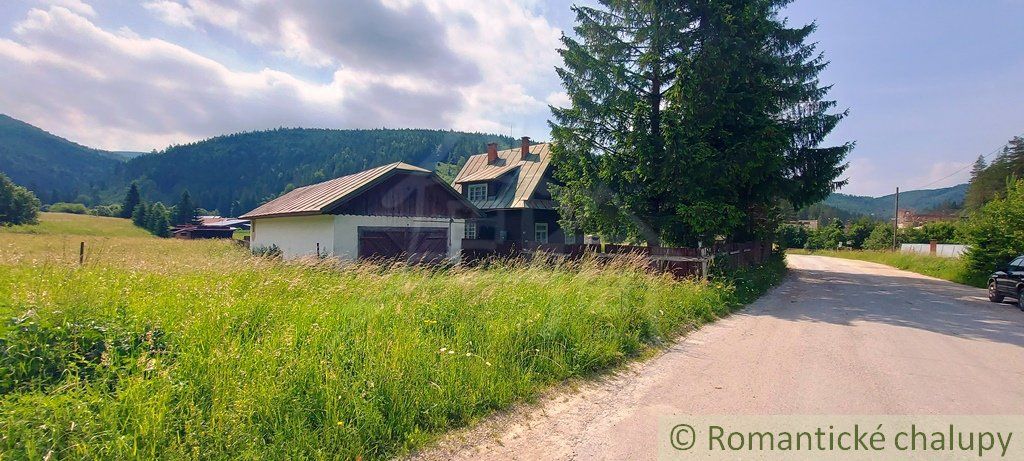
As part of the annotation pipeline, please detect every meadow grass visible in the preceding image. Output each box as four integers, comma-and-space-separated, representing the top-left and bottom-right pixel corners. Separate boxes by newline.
1, 215, 784, 460
1, 212, 151, 238
787, 249, 987, 288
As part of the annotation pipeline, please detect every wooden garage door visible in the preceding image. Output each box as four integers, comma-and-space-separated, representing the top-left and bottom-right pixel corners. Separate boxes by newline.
357, 227, 449, 262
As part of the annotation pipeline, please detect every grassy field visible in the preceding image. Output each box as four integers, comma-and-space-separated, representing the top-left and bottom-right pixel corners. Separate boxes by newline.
787, 249, 987, 288
0, 214, 784, 460
2, 212, 151, 237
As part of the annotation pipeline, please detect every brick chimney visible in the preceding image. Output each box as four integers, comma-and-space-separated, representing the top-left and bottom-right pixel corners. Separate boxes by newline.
520, 136, 531, 160
486, 142, 498, 164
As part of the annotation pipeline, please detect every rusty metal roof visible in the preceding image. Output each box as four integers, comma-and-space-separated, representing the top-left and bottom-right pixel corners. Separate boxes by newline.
452, 143, 552, 210
241, 162, 434, 219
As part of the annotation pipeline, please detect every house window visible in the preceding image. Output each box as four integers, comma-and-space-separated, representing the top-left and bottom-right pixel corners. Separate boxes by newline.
464, 222, 478, 239
564, 233, 576, 245
467, 184, 487, 202
535, 222, 549, 243
498, 230, 507, 241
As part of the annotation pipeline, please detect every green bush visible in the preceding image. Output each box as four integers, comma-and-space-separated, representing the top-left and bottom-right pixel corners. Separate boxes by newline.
89, 204, 122, 217
963, 179, 1024, 273
777, 224, 808, 249
863, 224, 894, 250
47, 202, 89, 214
0, 173, 40, 226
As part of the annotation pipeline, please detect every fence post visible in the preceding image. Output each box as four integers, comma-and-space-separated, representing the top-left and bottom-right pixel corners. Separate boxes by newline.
700, 247, 710, 281
79, 241, 85, 265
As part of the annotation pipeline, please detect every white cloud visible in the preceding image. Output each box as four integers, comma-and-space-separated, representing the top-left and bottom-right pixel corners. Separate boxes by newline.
0, 1, 565, 150
36, 0, 96, 17
142, 1, 197, 29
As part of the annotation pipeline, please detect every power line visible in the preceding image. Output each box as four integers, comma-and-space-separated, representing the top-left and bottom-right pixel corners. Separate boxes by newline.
915, 133, 1021, 190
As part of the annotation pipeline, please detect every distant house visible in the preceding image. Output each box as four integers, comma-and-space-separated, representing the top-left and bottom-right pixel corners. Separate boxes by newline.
172, 225, 236, 240
786, 219, 819, 230
897, 209, 953, 229
452, 137, 581, 246
198, 216, 251, 230
172, 216, 250, 240
240, 162, 479, 261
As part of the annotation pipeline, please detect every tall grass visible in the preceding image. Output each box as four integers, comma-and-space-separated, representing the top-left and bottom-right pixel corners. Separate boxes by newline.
788, 249, 987, 288
1, 212, 150, 238
0, 216, 784, 460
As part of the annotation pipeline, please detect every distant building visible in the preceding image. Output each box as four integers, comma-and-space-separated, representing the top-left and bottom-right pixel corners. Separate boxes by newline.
897, 209, 952, 229
172, 225, 236, 240
452, 137, 581, 247
198, 216, 251, 230
240, 162, 479, 261
786, 220, 819, 230
172, 216, 251, 239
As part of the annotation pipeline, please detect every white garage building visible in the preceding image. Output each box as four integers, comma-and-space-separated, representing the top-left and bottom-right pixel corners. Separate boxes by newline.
241, 162, 480, 261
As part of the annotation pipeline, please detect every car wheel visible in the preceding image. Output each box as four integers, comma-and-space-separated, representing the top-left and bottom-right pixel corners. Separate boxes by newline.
988, 282, 1004, 303
1018, 288, 1024, 311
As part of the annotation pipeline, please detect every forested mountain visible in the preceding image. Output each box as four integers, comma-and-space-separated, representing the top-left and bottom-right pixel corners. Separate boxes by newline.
822, 184, 968, 217
118, 128, 517, 215
0, 114, 122, 203
0, 115, 517, 214
965, 136, 1024, 209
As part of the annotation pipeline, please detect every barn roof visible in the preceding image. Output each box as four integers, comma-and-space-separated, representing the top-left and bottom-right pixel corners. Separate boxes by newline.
241, 162, 477, 219
452, 143, 552, 210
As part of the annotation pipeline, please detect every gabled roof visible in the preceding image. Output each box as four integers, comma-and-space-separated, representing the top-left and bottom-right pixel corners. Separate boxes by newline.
242, 162, 478, 219
452, 143, 552, 210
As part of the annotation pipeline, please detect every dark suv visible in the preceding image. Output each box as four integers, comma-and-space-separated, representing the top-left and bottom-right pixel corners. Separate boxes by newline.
988, 255, 1024, 309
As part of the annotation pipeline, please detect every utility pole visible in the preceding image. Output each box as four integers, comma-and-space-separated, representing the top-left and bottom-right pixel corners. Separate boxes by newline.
892, 187, 900, 252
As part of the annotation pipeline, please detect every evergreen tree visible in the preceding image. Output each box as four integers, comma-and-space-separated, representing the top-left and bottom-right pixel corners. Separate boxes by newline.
131, 202, 149, 227
965, 136, 1024, 210
121, 182, 141, 218
173, 190, 197, 225
550, 0, 688, 246
551, 0, 850, 246
147, 202, 167, 235
969, 155, 988, 183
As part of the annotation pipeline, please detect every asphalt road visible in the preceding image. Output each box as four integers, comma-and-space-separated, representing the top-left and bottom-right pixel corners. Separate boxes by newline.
411, 254, 1024, 460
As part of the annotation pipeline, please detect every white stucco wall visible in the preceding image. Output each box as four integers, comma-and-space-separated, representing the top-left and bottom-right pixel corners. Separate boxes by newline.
250, 215, 335, 259
333, 215, 465, 262
251, 214, 465, 262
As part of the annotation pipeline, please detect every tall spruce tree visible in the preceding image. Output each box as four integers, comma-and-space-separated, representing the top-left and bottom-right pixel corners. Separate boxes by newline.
121, 182, 141, 218
550, 0, 688, 246
551, 0, 851, 245
173, 190, 197, 225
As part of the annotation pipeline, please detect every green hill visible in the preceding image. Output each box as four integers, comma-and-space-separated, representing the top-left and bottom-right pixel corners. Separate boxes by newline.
822, 183, 968, 217
118, 128, 517, 215
0, 115, 517, 214
0, 114, 122, 203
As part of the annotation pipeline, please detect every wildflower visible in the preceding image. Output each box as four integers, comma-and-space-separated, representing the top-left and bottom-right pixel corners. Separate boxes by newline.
485, 361, 492, 367
439, 347, 447, 353
465, 352, 472, 357
337, 421, 344, 427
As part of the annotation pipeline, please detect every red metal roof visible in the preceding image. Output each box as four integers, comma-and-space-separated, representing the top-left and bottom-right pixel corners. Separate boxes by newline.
241, 162, 432, 219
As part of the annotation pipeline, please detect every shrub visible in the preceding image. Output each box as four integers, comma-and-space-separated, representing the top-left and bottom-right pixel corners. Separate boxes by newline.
777, 224, 808, 249
89, 204, 122, 217
863, 224, 894, 250
963, 179, 1024, 273
47, 202, 89, 214
251, 244, 282, 258
0, 173, 40, 226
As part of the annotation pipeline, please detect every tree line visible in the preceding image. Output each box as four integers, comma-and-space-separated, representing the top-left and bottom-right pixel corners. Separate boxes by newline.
120, 183, 201, 238
965, 136, 1024, 210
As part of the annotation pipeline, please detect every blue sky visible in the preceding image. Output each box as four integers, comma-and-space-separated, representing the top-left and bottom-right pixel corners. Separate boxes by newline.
1, 0, 1022, 196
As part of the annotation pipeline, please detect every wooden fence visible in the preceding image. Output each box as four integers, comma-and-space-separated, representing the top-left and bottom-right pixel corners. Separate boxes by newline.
461, 240, 772, 279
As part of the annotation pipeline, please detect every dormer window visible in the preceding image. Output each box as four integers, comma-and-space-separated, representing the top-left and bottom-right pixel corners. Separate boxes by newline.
467, 183, 487, 202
